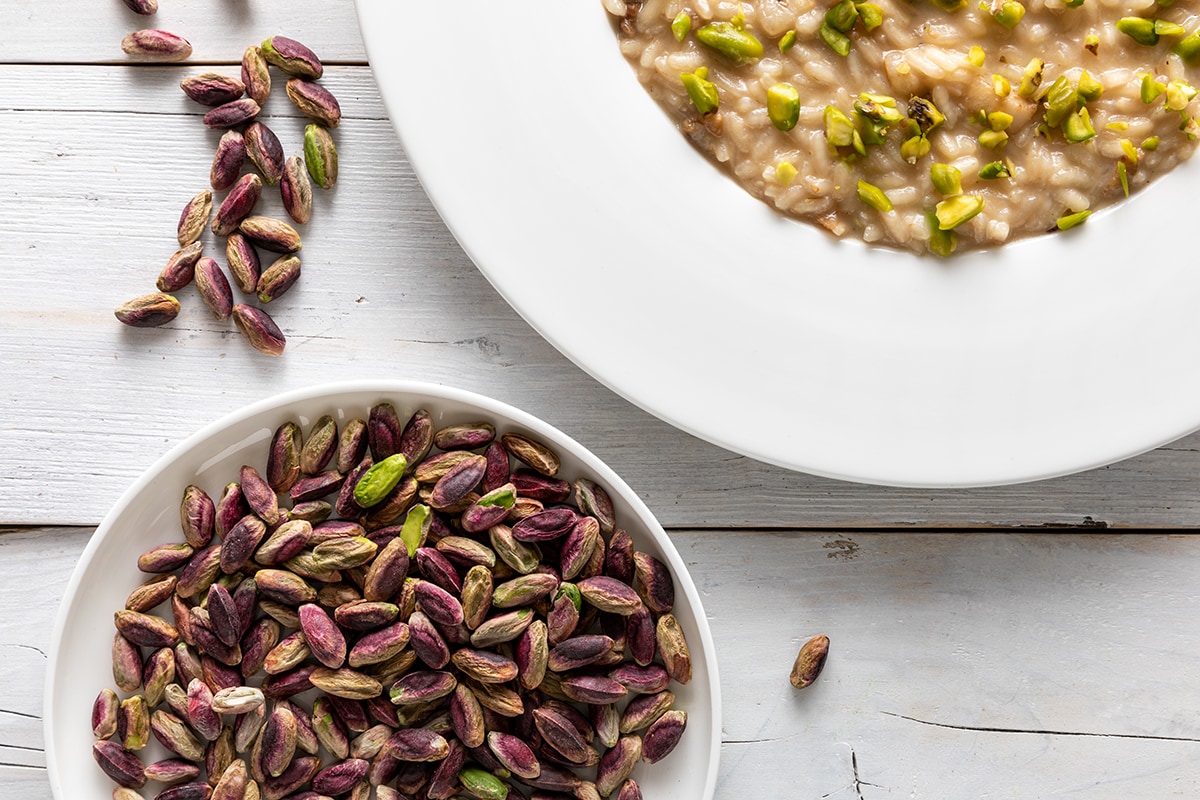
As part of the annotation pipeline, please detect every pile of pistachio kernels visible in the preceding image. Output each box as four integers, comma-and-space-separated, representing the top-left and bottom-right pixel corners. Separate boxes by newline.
92, 401, 691, 800
112, 1, 341, 357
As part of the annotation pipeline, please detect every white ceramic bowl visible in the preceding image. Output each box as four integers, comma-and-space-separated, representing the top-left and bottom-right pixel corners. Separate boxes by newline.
44, 381, 719, 800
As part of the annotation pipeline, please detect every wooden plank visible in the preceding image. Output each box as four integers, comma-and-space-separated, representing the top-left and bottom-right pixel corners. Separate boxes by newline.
8, 526, 1200, 798
5, 65, 1200, 529
0, 0, 366, 65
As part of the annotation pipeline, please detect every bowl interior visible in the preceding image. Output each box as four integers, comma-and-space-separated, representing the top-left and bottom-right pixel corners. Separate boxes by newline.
45, 380, 719, 800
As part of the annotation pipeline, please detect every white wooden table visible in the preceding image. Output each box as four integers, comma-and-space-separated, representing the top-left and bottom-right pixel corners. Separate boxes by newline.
4, 1, 1200, 797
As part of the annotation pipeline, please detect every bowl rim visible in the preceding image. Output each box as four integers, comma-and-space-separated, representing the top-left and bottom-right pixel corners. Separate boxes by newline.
43, 379, 721, 800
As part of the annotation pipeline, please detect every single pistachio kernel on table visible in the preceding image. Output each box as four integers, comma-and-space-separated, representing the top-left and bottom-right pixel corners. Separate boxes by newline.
767, 83, 800, 131
303, 124, 339, 190
790, 634, 830, 689
671, 11, 691, 41
856, 179, 894, 212
1056, 209, 1091, 229
935, 193, 985, 229
681, 67, 719, 115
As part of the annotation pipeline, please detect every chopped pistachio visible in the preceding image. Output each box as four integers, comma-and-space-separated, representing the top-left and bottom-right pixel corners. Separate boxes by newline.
926, 211, 957, 256
979, 129, 1009, 148
776, 160, 798, 185
1117, 160, 1130, 196
901, 134, 931, 163
695, 21, 765, 64
930, 163, 963, 195
1063, 0, 1085, 7
1043, 75, 1078, 128
978, 160, 1010, 178
1017, 58, 1044, 98
856, 3, 884, 30
931, 0, 968, 10
819, 22, 852, 55
671, 12, 692, 42
824, 105, 857, 146
1063, 107, 1096, 142
1142, 135, 1160, 150
992, 0, 1026, 28
968, 45, 986, 66
934, 194, 984, 229
992, 74, 1012, 98
1106, 120, 1130, 130
1055, 210, 1090, 229
1118, 138, 1139, 163
1154, 19, 1186, 36
680, 67, 720, 115
1077, 70, 1104, 102
1173, 29, 1200, 62
857, 180, 894, 212
1164, 79, 1197, 111
850, 128, 867, 157
1141, 72, 1165, 103
826, 0, 860, 33
1085, 34, 1100, 54
767, 83, 801, 131
1182, 116, 1200, 139
779, 30, 798, 52
907, 96, 946, 134
1116, 17, 1159, 46
856, 93, 903, 123
859, 117, 889, 145
987, 111, 1014, 130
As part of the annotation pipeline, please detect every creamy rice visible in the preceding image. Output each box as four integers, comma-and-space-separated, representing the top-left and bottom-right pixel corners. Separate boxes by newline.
605, 0, 1200, 253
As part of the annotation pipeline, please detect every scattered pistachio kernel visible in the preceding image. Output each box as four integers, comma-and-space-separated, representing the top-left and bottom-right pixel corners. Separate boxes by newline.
901, 134, 931, 163
987, 111, 1013, 131
978, 160, 1011, 178
1142, 135, 1160, 150
907, 96, 946, 134
1106, 120, 1130, 130
823, 105, 857, 146
776, 160, 799, 185
992, 73, 1012, 97
930, 163, 963, 195
926, 211, 958, 256
932, 0, 968, 10
680, 67, 720, 115
1119, 138, 1139, 163
856, 3, 884, 30
1182, 116, 1200, 139
1043, 75, 1078, 128
819, 21, 852, 55
1056, 209, 1091, 229
1117, 17, 1159, 46
1063, 107, 1097, 142
1174, 29, 1200, 62
1085, 34, 1100, 54
967, 45, 986, 66
1154, 19, 1186, 36
1140, 72, 1165, 103
826, 0, 860, 32
695, 20, 765, 64
1165, 79, 1197, 111
779, 30, 798, 51
1118, 160, 1130, 196
1018, 58, 1044, 98
991, 0, 1026, 28
856, 180, 894, 212
1063, 0, 1085, 8
1077, 70, 1104, 102
934, 194, 984, 229
978, 129, 1009, 148
767, 82, 801, 131
671, 11, 692, 42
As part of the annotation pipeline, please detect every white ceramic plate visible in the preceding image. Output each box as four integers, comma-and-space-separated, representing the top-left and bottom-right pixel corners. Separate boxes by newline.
45, 381, 719, 800
356, 0, 1200, 487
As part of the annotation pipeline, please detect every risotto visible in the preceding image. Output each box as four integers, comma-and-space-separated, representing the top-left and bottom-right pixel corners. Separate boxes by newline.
604, 0, 1200, 254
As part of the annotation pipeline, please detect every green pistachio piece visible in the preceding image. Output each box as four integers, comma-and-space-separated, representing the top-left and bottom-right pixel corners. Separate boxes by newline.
1118, 161, 1130, 197
767, 83, 801, 131
1142, 135, 1160, 150
930, 163, 962, 195
1017, 58, 1044, 98
400, 504, 431, 557
992, 0, 1025, 28
925, 211, 957, 256
1141, 72, 1165, 103
856, 180, 894, 212
978, 160, 1010, 179
1173, 29, 1200, 62
931, 0, 968, 10
1085, 34, 1100, 53
776, 160, 798, 185
934, 194, 984, 229
968, 45, 986, 66
458, 768, 507, 800
1042, 75, 1078, 128
1056, 210, 1090, 230
1077, 70, 1104, 102
1117, 17, 1158, 45
819, 22, 851, 55
1063, 107, 1096, 142
671, 11, 692, 42
823, 105, 856, 146
856, 3, 884, 30
978, 129, 1008, 148
695, 21, 764, 64
354, 454, 408, 508
1154, 19, 1186, 36
1063, 0, 1085, 7
987, 111, 1014, 130
680, 67, 719, 115
907, 96, 945, 134
825, 0, 860, 33
779, 30, 798, 51
900, 134, 931, 163
855, 93, 903, 123
1165, 79, 1197, 111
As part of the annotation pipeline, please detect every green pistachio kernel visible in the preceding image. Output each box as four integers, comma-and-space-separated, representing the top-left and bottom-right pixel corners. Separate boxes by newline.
681, 67, 720, 115
1106, 120, 1130, 131
819, 21, 852, 55
354, 454, 408, 508
672, 11, 692, 42
1077, 70, 1104, 102
978, 160, 1010, 178
400, 504, 431, 557
855, 93, 903, 124
696, 21, 765, 63
856, 2, 884, 30
1042, 75, 1078, 127
1118, 138, 1139, 163
932, 0, 969, 10
1154, 19, 1186, 36
967, 45, 986, 66
1117, 17, 1159, 45
1140, 72, 1165, 103
925, 211, 958, 256
930, 163, 963, 195
767, 83, 801, 131
901, 134, 931, 163
1182, 116, 1200, 139
779, 30, 798, 52
992, 0, 1026, 28
1055, 210, 1091, 230
1017, 58, 1044, 98
1165, 79, 1197, 111
1063, 107, 1096, 142
856, 180, 894, 212
993, 73, 1012, 97
1173, 29, 1200, 62
1117, 160, 1130, 196
907, 96, 946, 133
987, 111, 1014, 130
826, 0, 860, 32
1064, 0, 1085, 7
1142, 135, 1160, 150
458, 768, 508, 800
934, 194, 984, 229
850, 128, 867, 157
824, 105, 857, 146
776, 160, 799, 185
859, 118, 889, 145
978, 129, 1009, 148
1085, 34, 1100, 54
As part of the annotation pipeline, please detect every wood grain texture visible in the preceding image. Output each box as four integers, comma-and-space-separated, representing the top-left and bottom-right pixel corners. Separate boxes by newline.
8, 525, 1200, 799
4, 63, 1200, 528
